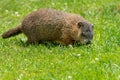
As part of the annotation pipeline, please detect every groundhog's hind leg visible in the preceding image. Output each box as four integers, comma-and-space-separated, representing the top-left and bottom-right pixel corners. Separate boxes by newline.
25, 28, 40, 44
26, 36, 39, 44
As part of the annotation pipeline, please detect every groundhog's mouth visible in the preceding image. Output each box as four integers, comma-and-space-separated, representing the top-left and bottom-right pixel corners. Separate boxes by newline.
79, 39, 92, 45
86, 40, 92, 44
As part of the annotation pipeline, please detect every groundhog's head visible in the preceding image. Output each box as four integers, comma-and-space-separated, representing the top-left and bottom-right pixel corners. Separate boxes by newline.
72, 21, 93, 44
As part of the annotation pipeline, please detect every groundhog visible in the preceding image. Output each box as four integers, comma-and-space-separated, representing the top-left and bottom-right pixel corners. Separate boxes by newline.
2, 8, 93, 45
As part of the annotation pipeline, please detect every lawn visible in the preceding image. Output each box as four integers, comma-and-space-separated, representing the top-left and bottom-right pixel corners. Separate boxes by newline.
0, 0, 120, 80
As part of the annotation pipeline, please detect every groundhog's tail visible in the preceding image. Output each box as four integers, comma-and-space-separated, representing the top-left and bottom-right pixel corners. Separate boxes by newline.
2, 25, 22, 39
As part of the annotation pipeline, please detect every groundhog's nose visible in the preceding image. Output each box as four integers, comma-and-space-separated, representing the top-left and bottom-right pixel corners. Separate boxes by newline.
86, 40, 91, 44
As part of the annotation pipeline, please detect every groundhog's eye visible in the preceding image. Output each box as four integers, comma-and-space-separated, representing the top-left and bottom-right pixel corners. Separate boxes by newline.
81, 32, 86, 37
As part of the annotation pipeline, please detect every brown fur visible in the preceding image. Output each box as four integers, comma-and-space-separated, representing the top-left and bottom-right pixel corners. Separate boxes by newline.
2, 8, 93, 45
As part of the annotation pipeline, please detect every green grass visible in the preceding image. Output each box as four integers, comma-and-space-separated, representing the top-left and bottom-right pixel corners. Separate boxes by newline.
0, 0, 120, 80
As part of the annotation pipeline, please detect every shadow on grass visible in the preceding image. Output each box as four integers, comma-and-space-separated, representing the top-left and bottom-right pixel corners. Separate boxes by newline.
17, 39, 91, 48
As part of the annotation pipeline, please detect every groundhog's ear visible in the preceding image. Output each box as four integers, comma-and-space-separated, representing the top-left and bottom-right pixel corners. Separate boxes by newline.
78, 22, 84, 28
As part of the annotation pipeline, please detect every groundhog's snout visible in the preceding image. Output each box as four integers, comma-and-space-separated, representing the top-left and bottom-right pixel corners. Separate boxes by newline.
88, 34, 93, 44
86, 32, 93, 44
